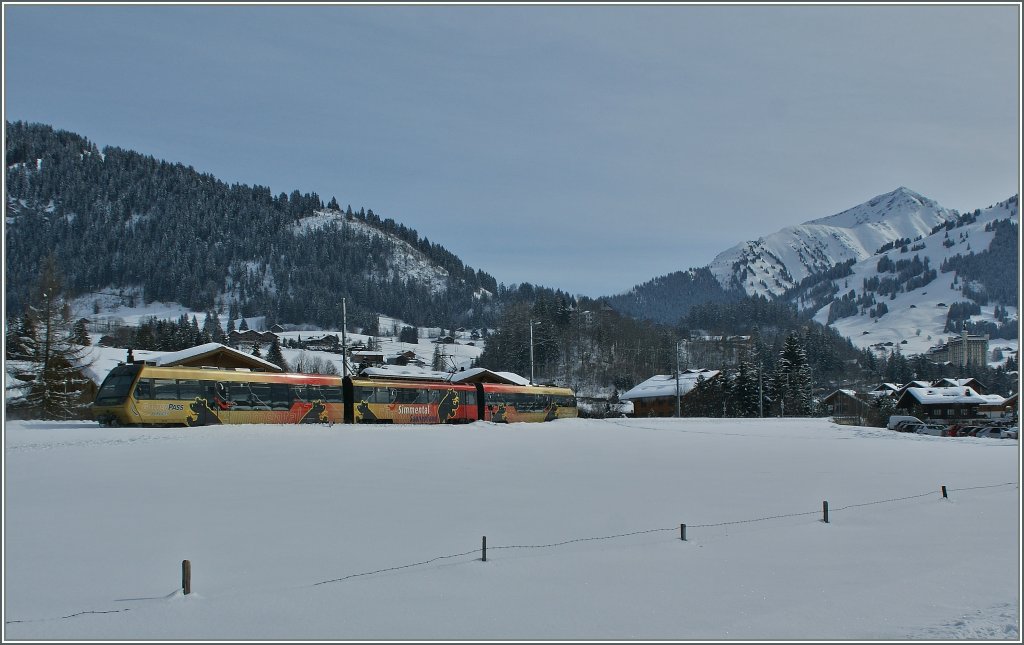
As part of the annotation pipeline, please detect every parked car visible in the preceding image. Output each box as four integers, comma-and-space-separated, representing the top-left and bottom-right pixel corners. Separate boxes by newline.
914, 424, 945, 436
957, 425, 984, 437
1000, 427, 1018, 439
974, 427, 1008, 439
888, 415, 923, 431
894, 420, 926, 432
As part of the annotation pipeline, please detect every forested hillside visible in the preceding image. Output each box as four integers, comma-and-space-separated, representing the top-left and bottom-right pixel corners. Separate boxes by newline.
5, 121, 499, 330
603, 267, 743, 324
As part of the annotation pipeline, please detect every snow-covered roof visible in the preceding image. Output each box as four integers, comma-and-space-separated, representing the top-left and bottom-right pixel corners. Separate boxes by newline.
360, 365, 456, 381
899, 386, 994, 405
358, 365, 533, 386
154, 342, 283, 372
448, 367, 531, 386
932, 378, 982, 388
620, 370, 720, 401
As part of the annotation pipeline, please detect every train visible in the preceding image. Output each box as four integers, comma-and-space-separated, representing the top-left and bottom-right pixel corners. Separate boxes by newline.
89, 362, 578, 427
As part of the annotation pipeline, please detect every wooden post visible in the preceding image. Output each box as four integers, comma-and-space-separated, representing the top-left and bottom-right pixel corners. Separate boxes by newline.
941, 485, 948, 499
822, 500, 829, 524
482, 536, 487, 562
182, 559, 191, 595
680, 523, 686, 541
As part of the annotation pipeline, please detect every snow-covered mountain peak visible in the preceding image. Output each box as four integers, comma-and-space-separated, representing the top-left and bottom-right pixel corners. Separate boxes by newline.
708, 188, 959, 298
808, 187, 948, 230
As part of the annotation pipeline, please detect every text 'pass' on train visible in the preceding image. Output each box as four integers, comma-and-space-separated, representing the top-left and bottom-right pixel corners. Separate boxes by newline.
90, 362, 577, 427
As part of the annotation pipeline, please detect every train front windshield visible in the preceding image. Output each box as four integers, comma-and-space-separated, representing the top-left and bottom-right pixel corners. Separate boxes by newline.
93, 364, 142, 406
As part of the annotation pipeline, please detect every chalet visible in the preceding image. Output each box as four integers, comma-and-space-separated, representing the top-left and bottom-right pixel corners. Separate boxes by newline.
894, 386, 994, 423
387, 350, 422, 367
351, 350, 386, 369
227, 330, 278, 347
302, 334, 341, 352
619, 369, 721, 417
867, 383, 901, 399
821, 389, 871, 425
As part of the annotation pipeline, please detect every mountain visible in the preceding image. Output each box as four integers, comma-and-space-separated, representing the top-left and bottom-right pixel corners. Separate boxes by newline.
612, 187, 1019, 362
708, 187, 960, 298
4, 121, 502, 331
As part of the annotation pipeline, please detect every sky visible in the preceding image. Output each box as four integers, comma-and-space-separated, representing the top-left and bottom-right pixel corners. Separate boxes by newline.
3, 3, 1020, 297
3, 415, 1020, 640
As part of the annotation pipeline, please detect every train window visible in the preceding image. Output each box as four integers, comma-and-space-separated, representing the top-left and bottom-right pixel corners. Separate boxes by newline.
93, 372, 138, 405
247, 383, 273, 408
319, 386, 343, 403
177, 380, 204, 400
270, 384, 290, 408
133, 379, 153, 400
393, 388, 428, 404
153, 379, 178, 400
291, 385, 308, 402
464, 390, 476, 406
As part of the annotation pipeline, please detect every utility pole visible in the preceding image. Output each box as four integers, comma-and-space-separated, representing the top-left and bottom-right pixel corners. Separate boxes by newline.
529, 320, 537, 385
341, 298, 348, 378
758, 361, 764, 418
675, 340, 681, 418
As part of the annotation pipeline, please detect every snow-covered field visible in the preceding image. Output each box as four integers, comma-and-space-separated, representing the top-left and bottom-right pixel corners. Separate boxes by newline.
3, 417, 1019, 640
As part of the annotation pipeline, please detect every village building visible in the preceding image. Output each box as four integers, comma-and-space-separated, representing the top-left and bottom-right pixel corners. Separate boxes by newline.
821, 389, 871, 425
867, 383, 901, 399
619, 369, 721, 417
894, 386, 1002, 423
978, 392, 1018, 421
925, 330, 990, 368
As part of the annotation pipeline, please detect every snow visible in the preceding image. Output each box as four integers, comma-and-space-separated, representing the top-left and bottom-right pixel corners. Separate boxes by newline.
3, 417, 1019, 640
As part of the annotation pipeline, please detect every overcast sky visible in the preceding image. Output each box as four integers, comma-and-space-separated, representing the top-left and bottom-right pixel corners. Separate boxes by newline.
4, 4, 1020, 298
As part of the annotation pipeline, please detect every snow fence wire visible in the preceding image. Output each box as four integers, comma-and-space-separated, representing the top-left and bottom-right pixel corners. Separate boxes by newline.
306, 480, 1017, 588
5, 481, 1016, 625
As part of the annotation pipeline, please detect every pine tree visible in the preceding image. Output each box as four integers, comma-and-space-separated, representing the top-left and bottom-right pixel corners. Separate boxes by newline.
775, 332, 812, 416
265, 336, 289, 371
10, 255, 93, 419
71, 318, 91, 346
251, 341, 262, 358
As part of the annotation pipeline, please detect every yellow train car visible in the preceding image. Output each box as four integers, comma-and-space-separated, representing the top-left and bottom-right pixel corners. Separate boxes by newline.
91, 362, 578, 427
91, 363, 345, 427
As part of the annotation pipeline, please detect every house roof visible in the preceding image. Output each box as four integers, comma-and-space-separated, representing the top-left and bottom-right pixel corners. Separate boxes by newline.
153, 342, 284, 372
358, 365, 531, 386
897, 386, 993, 406
823, 389, 867, 403
620, 370, 720, 401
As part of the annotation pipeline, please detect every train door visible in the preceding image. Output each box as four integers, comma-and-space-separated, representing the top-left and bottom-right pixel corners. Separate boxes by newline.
474, 383, 486, 421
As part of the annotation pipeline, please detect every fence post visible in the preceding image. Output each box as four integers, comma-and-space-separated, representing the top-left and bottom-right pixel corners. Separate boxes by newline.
822, 500, 829, 524
182, 559, 191, 595
941, 485, 948, 499
482, 536, 487, 562
680, 523, 686, 541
